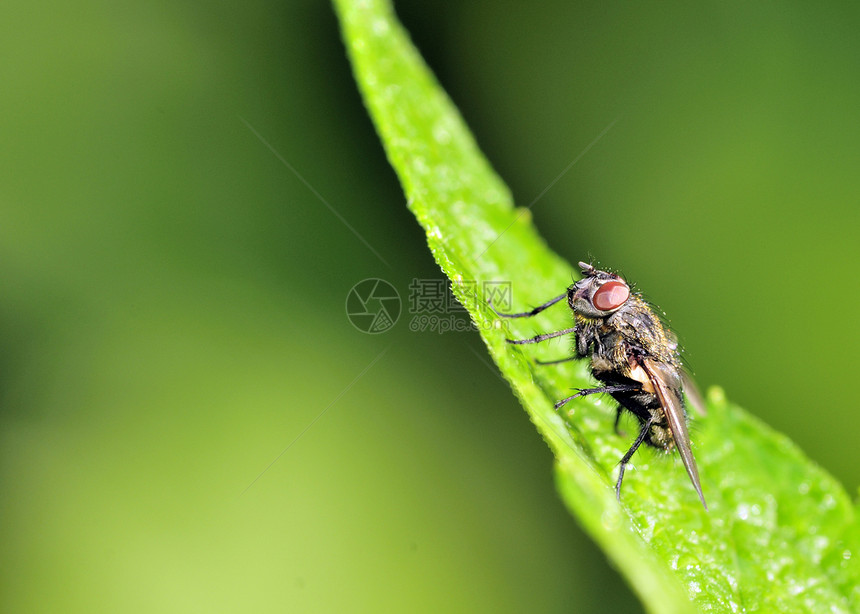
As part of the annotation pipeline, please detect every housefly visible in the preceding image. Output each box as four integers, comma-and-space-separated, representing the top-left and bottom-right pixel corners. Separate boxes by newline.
493, 262, 707, 509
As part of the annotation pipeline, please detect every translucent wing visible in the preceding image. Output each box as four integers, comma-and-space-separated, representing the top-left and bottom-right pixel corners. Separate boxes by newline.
682, 370, 707, 416
642, 358, 708, 510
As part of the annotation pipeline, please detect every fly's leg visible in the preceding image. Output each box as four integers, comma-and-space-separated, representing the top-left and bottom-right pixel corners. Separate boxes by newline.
554, 384, 641, 410
535, 355, 577, 366
615, 415, 655, 503
507, 327, 577, 345
489, 292, 566, 319
490, 292, 575, 345
613, 407, 625, 437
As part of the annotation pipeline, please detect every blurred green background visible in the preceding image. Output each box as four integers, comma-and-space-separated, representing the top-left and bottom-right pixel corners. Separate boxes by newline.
2, 1, 858, 612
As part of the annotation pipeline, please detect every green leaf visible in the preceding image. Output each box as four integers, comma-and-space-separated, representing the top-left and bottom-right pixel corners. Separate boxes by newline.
333, 1, 860, 611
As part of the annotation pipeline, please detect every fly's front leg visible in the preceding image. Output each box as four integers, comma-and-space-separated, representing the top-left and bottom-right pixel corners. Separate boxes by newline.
491, 291, 576, 345
489, 292, 566, 319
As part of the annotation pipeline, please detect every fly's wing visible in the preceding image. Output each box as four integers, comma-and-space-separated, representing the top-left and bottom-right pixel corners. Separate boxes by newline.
642, 358, 708, 510
663, 329, 706, 416
682, 370, 707, 416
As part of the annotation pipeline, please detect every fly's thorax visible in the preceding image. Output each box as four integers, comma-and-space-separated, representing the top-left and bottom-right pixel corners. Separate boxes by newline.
611, 296, 681, 367
575, 314, 630, 374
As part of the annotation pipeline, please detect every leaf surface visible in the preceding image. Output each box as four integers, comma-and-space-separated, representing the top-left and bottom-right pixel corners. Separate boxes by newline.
333, 1, 860, 611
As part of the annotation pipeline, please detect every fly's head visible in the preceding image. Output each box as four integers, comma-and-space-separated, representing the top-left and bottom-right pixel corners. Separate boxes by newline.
568, 262, 631, 321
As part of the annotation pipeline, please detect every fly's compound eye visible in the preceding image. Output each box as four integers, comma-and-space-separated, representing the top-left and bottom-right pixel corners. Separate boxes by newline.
592, 281, 630, 311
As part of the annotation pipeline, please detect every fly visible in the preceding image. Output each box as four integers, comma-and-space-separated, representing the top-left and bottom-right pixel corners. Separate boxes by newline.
493, 262, 707, 509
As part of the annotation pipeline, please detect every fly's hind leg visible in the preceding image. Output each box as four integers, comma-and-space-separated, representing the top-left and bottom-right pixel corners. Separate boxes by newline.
613, 407, 626, 437
615, 416, 655, 503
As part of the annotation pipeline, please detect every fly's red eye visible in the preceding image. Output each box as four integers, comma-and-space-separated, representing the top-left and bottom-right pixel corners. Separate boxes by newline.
592, 281, 629, 311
